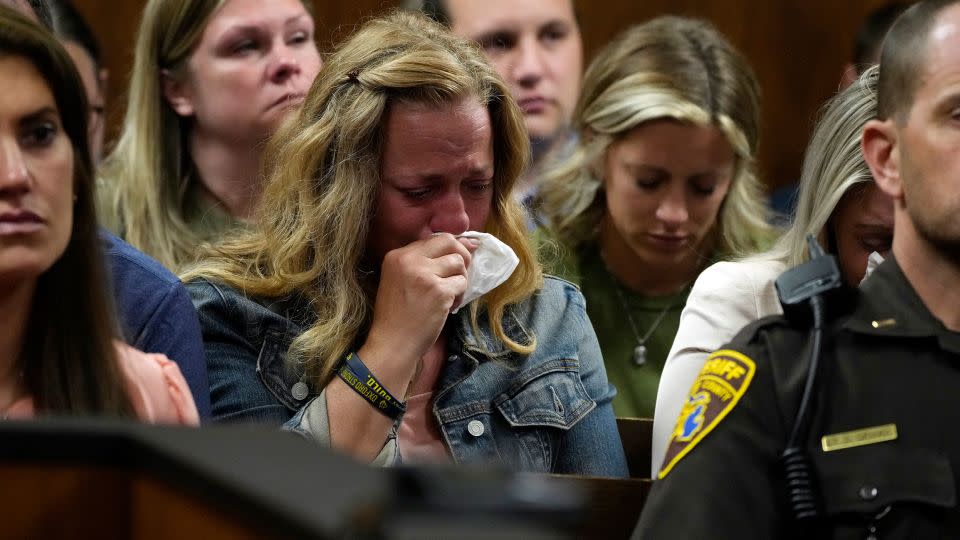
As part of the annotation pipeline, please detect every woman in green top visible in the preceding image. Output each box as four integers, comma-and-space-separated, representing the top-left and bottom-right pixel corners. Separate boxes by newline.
539, 16, 775, 418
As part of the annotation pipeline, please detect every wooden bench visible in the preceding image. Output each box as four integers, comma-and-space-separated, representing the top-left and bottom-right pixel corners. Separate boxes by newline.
535, 417, 657, 538
617, 417, 654, 479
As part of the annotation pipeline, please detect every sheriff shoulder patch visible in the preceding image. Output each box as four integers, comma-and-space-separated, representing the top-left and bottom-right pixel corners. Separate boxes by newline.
658, 349, 756, 479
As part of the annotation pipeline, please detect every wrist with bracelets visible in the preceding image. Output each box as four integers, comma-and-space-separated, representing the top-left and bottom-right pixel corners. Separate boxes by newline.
336, 352, 407, 420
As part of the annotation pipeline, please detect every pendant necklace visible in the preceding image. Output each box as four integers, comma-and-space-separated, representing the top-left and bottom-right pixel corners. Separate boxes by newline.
610, 279, 678, 366
599, 249, 685, 366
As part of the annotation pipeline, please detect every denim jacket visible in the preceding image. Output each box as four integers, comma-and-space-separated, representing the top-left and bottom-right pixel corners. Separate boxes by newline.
187, 276, 628, 477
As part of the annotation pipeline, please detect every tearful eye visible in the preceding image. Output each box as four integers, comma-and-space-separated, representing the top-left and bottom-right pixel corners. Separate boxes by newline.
402, 188, 432, 201
465, 181, 492, 195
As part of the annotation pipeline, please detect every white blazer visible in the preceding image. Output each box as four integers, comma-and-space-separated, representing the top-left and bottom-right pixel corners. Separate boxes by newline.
650, 258, 785, 475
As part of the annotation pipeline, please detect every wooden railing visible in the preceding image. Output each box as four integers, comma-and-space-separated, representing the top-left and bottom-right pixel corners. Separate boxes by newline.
0, 417, 659, 539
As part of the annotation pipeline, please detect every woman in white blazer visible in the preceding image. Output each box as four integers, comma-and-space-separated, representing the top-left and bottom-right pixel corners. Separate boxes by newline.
651, 66, 894, 474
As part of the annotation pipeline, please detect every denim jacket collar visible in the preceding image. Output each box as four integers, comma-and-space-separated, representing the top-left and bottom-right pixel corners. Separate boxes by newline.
451, 302, 535, 360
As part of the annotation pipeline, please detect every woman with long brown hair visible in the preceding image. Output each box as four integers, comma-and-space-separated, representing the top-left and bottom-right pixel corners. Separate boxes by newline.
0, 6, 197, 422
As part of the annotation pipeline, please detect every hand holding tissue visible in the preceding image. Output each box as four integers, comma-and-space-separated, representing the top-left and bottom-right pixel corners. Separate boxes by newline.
452, 231, 519, 314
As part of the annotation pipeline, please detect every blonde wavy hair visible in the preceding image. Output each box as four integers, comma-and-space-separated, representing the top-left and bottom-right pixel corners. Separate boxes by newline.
182, 10, 542, 388
541, 16, 774, 258
754, 66, 880, 268
98, 0, 311, 270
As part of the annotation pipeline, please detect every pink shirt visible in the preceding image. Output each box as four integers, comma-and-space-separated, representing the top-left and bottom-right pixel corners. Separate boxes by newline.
4, 342, 200, 425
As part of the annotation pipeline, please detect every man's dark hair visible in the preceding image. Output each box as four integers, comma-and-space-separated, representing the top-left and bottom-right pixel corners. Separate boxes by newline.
48, 0, 100, 69
852, 2, 911, 72
417, 0, 579, 28
878, 0, 960, 120
419, 0, 449, 26
26, 0, 52, 30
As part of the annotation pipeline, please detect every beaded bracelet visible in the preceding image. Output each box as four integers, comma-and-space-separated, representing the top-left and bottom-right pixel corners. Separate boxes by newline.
336, 352, 407, 421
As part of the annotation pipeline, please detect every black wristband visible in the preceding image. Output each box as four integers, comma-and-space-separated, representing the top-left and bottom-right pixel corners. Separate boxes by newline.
336, 352, 407, 421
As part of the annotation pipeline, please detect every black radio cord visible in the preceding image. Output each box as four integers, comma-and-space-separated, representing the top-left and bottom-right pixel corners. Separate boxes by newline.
780, 293, 825, 522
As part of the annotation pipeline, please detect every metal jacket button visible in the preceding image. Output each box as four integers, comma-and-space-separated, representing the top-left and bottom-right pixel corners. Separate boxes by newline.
467, 420, 485, 437
291, 381, 309, 401
859, 486, 879, 501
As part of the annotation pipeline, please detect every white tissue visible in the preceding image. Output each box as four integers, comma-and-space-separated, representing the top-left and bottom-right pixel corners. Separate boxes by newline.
451, 231, 519, 314
859, 251, 885, 286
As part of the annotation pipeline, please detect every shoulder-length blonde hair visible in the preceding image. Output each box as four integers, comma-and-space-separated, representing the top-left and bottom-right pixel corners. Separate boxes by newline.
541, 16, 774, 258
183, 10, 541, 388
98, 0, 312, 270
755, 66, 880, 268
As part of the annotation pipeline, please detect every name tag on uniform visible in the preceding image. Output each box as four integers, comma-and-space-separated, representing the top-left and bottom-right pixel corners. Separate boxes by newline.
821, 424, 898, 452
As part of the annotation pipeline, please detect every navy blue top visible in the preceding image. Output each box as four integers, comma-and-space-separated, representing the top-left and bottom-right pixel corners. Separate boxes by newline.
101, 230, 211, 419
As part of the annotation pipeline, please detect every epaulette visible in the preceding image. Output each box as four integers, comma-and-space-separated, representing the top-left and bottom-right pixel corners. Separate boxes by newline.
778, 284, 858, 328
719, 285, 858, 351
723, 313, 798, 349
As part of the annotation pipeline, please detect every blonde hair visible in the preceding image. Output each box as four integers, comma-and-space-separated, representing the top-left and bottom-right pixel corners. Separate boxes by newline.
98, 0, 224, 270
182, 10, 542, 389
541, 16, 774, 258
98, 0, 312, 270
754, 66, 880, 268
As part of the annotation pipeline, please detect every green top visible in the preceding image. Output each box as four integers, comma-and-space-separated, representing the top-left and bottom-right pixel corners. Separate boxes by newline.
580, 244, 688, 418
539, 231, 692, 418
182, 181, 243, 245
97, 179, 242, 267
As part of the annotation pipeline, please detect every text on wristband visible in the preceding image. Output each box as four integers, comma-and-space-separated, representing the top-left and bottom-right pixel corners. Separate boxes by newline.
338, 364, 396, 409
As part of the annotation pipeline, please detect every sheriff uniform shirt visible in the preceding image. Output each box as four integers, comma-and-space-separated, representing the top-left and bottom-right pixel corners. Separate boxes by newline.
634, 256, 960, 539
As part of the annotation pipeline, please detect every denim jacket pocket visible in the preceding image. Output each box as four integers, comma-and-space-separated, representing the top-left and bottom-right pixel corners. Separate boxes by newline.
481, 358, 596, 471
256, 329, 306, 412
494, 357, 596, 429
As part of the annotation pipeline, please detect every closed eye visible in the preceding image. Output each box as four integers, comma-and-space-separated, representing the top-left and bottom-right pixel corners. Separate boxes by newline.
635, 178, 664, 191
859, 235, 892, 253
690, 182, 717, 196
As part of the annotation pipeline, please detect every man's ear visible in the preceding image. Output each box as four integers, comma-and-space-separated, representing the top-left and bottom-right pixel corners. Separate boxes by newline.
161, 69, 194, 117
862, 118, 903, 200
